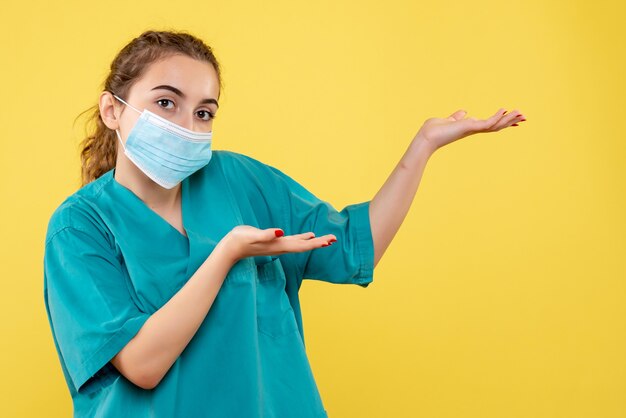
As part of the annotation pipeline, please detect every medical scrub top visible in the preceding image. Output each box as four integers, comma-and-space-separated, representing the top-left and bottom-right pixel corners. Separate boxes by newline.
43, 150, 375, 417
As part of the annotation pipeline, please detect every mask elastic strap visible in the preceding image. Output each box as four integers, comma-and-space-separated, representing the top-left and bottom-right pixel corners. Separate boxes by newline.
115, 129, 126, 150
113, 93, 140, 151
113, 93, 142, 114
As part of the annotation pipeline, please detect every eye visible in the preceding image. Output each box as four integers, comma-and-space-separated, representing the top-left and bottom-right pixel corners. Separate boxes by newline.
156, 98, 175, 109
197, 110, 216, 121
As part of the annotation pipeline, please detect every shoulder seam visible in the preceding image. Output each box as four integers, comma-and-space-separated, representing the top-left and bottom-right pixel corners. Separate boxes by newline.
45, 225, 94, 247
45, 173, 114, 245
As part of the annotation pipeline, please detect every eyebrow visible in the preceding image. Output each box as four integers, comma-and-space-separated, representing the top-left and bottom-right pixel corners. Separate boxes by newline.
150, 84, 219, 108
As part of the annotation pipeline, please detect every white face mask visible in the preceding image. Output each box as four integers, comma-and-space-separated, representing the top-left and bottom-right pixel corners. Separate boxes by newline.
113, 94, 213, 189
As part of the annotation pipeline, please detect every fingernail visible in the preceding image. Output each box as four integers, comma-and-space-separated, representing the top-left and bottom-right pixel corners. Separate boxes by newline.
512, 123, 519, 126
503, 110, 507, 115
520, 118, 526, 122
329, 239, 337, 243
275, 230, 284, 237
321, 243, 330, 247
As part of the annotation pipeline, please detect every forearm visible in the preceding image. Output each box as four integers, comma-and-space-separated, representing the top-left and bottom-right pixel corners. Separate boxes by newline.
111, 240, 237, 389
369, 135, 434, 267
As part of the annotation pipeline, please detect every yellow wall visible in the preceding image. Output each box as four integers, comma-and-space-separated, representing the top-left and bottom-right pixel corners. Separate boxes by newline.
1, 0, 624, 416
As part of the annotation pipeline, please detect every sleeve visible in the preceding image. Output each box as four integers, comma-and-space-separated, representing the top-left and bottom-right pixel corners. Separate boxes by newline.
43, 226, 151, 394
265, 164, 375, 288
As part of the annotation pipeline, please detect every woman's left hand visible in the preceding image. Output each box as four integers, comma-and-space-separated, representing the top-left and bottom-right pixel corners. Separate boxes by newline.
415, 108, 526, 153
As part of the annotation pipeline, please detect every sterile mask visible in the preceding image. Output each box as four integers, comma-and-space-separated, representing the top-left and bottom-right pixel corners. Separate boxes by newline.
113, 93, 213, 189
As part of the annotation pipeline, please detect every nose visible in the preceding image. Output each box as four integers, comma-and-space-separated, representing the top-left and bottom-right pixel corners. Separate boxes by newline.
178, 113, 195, 131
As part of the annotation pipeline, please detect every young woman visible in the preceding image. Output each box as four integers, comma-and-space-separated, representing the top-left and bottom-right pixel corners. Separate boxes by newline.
43, 30, 526, 417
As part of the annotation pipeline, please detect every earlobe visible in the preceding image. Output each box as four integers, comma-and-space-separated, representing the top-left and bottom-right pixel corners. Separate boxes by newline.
99, 91, 120, 131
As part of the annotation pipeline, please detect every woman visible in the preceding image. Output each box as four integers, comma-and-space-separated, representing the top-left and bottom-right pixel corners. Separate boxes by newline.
43, 30, 525, 417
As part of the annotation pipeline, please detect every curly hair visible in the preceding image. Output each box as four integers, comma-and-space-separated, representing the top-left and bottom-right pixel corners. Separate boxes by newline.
76, 30, 223, 186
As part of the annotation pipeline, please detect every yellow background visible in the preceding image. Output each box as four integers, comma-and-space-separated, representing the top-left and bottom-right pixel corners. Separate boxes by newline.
2, 0, 625, 416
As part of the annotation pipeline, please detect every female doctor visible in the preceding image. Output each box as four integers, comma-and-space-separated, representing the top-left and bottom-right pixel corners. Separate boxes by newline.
43, 30, 526, 417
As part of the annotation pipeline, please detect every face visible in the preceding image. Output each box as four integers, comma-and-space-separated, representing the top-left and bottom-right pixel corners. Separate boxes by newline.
100, 53, 220, 141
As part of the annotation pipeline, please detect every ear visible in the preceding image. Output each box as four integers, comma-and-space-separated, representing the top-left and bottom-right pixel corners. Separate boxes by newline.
99, 91, 120, 131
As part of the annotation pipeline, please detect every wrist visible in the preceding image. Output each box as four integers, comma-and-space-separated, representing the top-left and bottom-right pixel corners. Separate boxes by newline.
214, 233, 241, 267
412, 134, 437, 157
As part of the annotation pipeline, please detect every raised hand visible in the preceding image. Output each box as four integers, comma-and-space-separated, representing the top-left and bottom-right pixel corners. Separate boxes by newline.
415, 108, 527, 153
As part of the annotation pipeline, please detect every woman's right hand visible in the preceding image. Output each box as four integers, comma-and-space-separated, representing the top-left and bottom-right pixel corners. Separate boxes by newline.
218, 226, 337, 264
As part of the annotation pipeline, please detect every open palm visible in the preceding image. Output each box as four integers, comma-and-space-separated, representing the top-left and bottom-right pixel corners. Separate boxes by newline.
416, 108, 526, 152
223, 225, 337, 262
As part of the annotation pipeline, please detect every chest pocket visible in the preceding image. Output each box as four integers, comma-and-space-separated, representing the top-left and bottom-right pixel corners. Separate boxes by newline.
255, 256, 299, 339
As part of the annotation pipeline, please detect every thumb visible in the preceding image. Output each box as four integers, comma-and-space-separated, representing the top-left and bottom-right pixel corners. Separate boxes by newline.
447, 109, 467, 121
268, 228, 284, 240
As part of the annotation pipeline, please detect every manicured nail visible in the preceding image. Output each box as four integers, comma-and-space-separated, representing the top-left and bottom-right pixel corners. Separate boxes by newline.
329, 239, 337, 243
520, 118, 526, 122
321, 243, 330, 247
275, 230, 284, 237
512, 123, 519, 126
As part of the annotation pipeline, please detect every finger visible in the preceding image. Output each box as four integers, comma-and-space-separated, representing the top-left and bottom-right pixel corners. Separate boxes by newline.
285, 232, 334, 243
494, 108, 507, 120
263, 228, 284, 241
312, 233, 337, 243
316, 234, 337, 247
288, 234, 336, 248
452, 108, 503, 134
492, 109, 524, 130
447, 109, 467, 121
292, 236, 338, 252
283, 231, 316, 240
475, 108, 506, 126
482, 109, 512, 131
